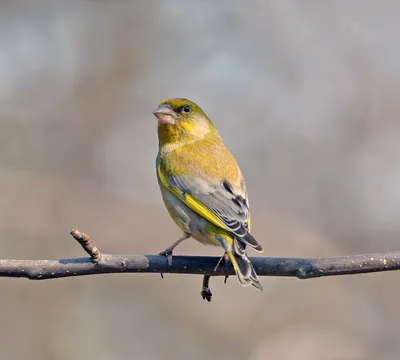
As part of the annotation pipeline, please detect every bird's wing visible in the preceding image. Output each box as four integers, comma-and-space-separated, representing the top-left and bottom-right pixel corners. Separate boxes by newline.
157, 158, 262, 251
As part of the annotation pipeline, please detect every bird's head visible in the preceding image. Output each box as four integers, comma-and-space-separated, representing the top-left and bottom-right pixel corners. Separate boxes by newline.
153, 98, 216, 149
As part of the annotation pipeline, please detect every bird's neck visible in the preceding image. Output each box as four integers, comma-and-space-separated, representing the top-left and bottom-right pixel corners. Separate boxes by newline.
158, 123, 216, 153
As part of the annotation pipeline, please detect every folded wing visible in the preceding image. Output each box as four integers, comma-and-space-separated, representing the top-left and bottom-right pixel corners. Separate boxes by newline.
158, 162, 263, 252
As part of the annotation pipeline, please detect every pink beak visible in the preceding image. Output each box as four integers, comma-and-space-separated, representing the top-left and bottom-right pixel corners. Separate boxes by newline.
153, 104, 176, 125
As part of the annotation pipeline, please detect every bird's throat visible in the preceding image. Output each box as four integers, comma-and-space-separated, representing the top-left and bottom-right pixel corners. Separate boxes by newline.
158, 122, 214, 153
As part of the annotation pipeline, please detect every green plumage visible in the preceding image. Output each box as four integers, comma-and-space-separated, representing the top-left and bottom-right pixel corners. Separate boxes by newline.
154, 98, 263, 290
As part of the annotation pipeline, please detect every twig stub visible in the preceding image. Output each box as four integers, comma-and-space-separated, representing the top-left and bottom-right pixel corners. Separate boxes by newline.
70, 229, 102, 263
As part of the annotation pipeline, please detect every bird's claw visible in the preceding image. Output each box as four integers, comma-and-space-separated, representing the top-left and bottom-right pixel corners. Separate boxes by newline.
159, 249, 173, 266
201, 275, 212, 301
201, 287, 212, 302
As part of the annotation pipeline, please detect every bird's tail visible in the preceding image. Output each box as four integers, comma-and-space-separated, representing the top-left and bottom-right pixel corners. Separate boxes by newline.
226, 249, 263, 290
216, 233, 262, 290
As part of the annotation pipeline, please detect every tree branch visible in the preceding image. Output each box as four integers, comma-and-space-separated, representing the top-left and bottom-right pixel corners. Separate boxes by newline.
1, 229, 399, 301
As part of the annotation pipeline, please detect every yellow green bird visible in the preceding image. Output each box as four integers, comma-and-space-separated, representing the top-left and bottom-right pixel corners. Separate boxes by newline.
153, 98, 263, 290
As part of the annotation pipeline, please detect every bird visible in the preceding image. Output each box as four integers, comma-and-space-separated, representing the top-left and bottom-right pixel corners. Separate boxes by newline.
153, 98, 263, 290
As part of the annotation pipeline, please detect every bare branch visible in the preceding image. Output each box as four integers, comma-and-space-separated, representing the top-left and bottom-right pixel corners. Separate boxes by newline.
1, 251, 399, 280
0, 229, 399, 300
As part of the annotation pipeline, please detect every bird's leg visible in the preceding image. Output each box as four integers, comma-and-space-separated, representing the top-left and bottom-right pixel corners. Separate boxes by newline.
159, 233, 191, 266
214, 251, 229, 271
214, 252, 230, 284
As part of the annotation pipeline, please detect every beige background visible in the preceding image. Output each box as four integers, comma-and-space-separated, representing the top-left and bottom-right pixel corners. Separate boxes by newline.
1, 1, 400, 359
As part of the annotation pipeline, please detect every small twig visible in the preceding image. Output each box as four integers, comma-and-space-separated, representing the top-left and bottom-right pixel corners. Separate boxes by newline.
70, 229, 102, 263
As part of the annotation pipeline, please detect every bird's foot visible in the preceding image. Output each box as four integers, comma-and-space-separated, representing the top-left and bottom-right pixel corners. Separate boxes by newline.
201, 275, 212, 302
201, 287, 212, 302
214, 253, 230, 284
214, 252, 229, 271
159, 248, 173, 266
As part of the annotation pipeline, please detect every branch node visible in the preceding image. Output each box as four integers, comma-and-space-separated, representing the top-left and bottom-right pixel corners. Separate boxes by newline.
70, 229, 102, 263
296, 267, 310, 279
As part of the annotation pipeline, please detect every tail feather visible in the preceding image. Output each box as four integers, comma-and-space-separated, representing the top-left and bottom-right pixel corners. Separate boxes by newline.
233, 237, 246, 257
227, 250, 263, 291
241, 232, 263, 253
249, 262, 263, 290
215, 233, 263, 290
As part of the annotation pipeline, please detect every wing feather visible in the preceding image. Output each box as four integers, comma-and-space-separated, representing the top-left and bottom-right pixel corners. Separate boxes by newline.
157, 161, 262, 251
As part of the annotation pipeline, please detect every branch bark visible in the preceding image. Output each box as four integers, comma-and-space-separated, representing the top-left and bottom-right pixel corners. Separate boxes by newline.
1, 229, 399, 300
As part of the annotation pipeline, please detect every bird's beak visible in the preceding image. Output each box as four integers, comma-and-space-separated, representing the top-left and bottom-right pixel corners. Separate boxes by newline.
153, 104, 176, 125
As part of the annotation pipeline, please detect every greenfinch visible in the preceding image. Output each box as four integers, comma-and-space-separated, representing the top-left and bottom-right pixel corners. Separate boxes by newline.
153, 98, 263, 290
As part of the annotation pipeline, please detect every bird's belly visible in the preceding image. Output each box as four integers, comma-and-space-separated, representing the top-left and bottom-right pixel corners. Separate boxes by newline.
160, 186, 219, 246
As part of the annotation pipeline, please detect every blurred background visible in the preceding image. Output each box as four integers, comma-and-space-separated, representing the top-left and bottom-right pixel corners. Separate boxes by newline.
1, 1, 400, 359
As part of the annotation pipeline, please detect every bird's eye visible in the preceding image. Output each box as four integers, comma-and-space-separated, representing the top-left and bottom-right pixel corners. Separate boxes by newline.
182, 105, 191, 114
